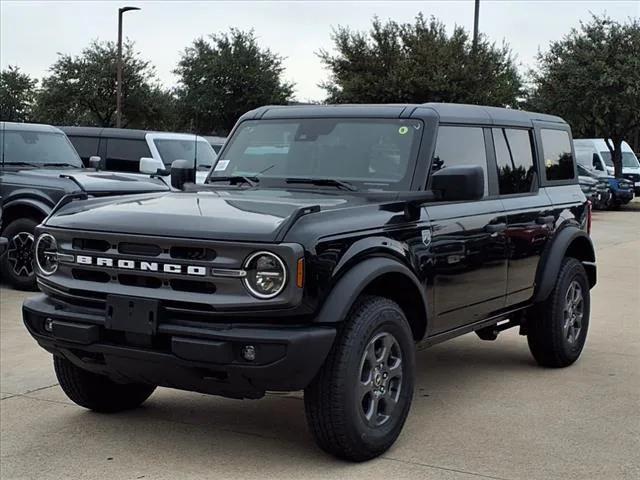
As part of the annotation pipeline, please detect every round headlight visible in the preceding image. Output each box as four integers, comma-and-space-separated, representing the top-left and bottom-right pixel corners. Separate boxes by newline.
243, 251, 287, 299
35, 233, 58, 276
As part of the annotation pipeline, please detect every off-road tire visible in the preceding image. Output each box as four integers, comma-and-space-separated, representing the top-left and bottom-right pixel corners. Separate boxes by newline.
1, 217, 40, 290
54, 356, 156, 413
304, 295, 415, 461
527, 257, 590, 368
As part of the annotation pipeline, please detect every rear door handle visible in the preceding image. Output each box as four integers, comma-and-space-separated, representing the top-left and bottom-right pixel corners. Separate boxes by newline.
536, 215, 555, 225
485, 223, 507, 234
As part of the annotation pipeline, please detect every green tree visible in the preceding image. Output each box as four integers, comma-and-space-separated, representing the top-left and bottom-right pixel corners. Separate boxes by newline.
175, 29, 294, 134
34, 40, 174, 129
319, 14, 523, 107
528, 15, 640, 178
0, 65, 37, 122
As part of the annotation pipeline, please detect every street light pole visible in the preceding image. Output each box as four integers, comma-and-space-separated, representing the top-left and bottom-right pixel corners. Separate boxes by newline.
472, 0, 480, 50
116, 6, 140, 128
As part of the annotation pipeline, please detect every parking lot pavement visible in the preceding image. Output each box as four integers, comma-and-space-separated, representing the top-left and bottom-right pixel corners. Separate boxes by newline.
1, 201, 639, 480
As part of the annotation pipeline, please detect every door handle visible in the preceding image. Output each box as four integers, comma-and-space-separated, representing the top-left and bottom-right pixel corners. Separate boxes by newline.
536, 215, 555, 225
485, 223, 507, 234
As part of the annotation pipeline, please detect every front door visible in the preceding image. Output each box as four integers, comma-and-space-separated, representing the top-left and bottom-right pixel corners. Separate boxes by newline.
425, 125, 508, 334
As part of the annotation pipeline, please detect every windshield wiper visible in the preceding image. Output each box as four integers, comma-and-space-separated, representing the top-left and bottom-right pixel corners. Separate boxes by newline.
207, 175, 258, 187
285, 178, 357, 191
4, 161, 41, 167
43, 163, 81, 168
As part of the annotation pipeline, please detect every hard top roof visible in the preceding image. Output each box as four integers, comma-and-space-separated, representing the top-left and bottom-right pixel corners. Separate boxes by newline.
242, 103, 566, 127
0, 121, 65, 134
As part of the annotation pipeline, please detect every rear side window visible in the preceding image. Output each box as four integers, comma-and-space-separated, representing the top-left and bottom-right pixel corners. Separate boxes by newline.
67, 136, 99, 165
541, 129, 575, 181
431, 126, 488, 196
105, 138, 151, 172
493, 128, 536, 194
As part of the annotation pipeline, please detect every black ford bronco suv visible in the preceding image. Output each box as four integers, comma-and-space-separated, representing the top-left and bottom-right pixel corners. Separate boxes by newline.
1, 122, 170, 289
23, 104, 596, 461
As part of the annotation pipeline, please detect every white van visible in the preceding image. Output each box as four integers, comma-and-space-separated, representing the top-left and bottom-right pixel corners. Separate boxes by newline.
574, 139, 640, 193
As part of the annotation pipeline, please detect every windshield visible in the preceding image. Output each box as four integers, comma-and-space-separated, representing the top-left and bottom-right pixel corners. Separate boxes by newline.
210, 119, 423, 191
599, 151, 640, 168
153, 138, 217, 170
0, 131, 83, 167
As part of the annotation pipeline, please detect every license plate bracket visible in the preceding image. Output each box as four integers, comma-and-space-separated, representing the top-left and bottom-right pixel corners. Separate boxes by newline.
105, 295, 159, 335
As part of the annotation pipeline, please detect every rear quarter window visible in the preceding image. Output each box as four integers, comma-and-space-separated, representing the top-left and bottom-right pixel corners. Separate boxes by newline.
541, 129, 575, 181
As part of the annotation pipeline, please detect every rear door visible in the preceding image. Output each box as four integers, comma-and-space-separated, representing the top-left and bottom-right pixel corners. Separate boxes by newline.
425, 125, 508, 334
491, 127, 553, 306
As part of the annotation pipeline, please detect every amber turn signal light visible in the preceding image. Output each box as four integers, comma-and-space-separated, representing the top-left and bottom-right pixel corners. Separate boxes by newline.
296, 258, 304, 288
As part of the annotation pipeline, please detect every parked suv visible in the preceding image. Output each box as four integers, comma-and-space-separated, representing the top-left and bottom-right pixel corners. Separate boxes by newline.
61, 127, 217, 183
0, 122, 170, 289
23, 104, 596, 461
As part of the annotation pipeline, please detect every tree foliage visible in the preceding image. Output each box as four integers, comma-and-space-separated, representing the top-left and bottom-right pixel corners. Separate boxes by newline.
0, 66, 37, 122
34, 40, 175, 129
528, 15, 640, 177
175, 29, 294, 134
319, 14, 523, 107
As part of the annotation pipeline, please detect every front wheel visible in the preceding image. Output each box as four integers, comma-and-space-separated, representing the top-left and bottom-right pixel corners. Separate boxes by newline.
304, 295, 415, 461
527, 257, 590, 368
1, 217, 40, 290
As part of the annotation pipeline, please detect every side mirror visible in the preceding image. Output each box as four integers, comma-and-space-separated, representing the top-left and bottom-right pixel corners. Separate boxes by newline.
430, 165, 484, 202
140, 157, 168, 175
89, 156, 104, 170
170, 159, 196, 190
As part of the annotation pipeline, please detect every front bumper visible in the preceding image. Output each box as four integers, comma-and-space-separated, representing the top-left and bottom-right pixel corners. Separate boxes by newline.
23, 294, 335, 399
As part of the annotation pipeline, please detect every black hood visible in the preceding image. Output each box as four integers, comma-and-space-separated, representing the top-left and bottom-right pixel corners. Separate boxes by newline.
45, 188, 387, 242
16, 168, 169, 194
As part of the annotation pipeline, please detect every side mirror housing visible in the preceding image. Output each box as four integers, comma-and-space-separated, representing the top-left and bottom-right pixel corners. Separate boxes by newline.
140, 157, 168, 175
430, 165, 484, 202
170, 159, 196, 190
89, 156, 104, 170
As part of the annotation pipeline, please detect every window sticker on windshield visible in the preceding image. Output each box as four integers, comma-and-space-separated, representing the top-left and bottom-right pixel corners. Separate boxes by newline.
398, 126, 409, 135
215, 160, 230, 171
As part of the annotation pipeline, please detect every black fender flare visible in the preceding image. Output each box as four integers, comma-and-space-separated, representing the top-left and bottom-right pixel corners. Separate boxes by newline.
533, 226, 596, 302
314, 256, 429, 337
2, 197, 52, 223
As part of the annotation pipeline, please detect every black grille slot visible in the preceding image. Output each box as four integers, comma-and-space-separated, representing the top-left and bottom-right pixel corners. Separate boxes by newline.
72, 238, 110, 252
118, 242, 162, 256
170, 246, 216, 261
118, 274, 162, 289
170, 279, 216, 294
72, 269, 111, 283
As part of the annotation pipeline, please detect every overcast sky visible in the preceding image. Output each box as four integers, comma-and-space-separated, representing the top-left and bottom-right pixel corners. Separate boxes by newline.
1, 1, 638, 101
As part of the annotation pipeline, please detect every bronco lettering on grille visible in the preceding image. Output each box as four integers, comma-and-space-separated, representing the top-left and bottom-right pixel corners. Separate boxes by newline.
72, 255, 207, 276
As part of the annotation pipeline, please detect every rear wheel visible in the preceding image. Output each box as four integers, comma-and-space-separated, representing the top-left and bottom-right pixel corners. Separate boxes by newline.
527, 257, 590, 367
1, 217, 40, 290
304, 295, 415, 461
54, 356, 156, 413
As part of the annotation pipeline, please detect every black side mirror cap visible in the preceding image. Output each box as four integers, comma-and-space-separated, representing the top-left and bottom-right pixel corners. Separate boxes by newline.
170, 159, 196, 190
431, 165, 484, 202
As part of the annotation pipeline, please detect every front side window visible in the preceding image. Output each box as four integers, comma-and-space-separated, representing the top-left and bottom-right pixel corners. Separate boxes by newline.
493, 128, 536, 195
105, 139, 151, 172
541, 129, 575, 181
599, 151, 640, 168
0, 131, 82, 168
153, 139, 217, 170
67, 136, 100, 163
212, 118, 423, 191
431, 126, 488, 196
